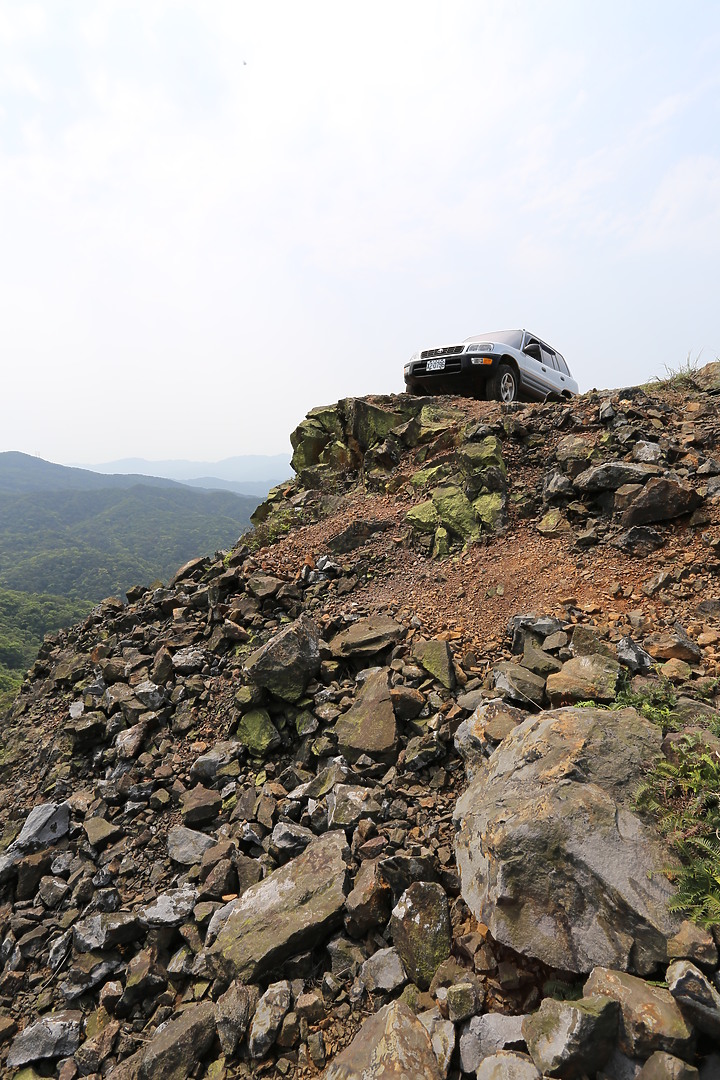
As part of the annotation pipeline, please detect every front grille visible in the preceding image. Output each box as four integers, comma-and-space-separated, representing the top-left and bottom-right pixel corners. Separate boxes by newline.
420, 345, 464, 359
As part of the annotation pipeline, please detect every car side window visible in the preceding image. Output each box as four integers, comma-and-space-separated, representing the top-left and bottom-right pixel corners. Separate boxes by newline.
540, 345, 555, 367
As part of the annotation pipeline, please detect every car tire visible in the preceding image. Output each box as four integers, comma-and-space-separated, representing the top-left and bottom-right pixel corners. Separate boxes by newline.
488, 364, 518, 403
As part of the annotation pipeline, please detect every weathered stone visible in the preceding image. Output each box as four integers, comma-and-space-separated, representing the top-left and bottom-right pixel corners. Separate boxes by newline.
521, 637, 563, 678
537, 508, 572, 536
269, 821, 315, 859
330, 616, 405, 658
360, 946, 408, 993
73, 912, 143, 952
236, 708, 281, 757
454, 699, 526, 776
584, 967, 695, 1059
206, 831, 347, 983
139, 885, 197, 927
167, 826, 216, 865
622, 478, 702, 527
190, 740, 239, 784
458, 1013, 527, 1073
454, 707, 682, 975
418, 1007, 455, 1078
171, 646, 207, 673
6, 1011, 82, 1068
118, 949, 167, 1011
248, 980, 292, 1059
135, 1000, 216, 1080
180, 784, 222, 826
644, 627, 702, 664
327, 784, 383, 828
546, 654, 621, 705
0, 802, 70, 883
243, 614, 321, 701
83, 816, 122, 849
522, 995, 619, 1077
492, 662, 546, 708
638, 1051, 700, 1079
335, 668, 397, 763
412, 638, 456, 689
475, 1052, 542, 1079
60, 952, 123, 1000
345, 857, 392, 936
666, 921, 718, 968
324, 1000, 442, 1079
574, 461, 656, 492
216, 982, 253, 1056
390, 881, 451, 990
666, 959, 720, 1040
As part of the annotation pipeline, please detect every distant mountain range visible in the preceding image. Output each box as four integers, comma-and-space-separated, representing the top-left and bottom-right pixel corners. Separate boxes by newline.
0, 451, 269, 699
74, 454, 292, 497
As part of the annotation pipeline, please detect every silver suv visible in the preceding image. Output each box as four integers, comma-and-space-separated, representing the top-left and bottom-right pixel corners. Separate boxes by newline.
403, 329, 578, 403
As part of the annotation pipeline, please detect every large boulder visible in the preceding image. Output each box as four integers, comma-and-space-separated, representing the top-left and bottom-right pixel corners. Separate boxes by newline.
205, 831, 348, 983
243, 614, 321, 702
621, 478, 702, 527
323, 1000, 442, 1079
584, 967, 695, 1060
454, 707, 683, 975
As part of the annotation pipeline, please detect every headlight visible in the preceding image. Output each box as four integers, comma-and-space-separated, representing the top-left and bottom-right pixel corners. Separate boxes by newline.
467, 342, 494, 354
404, 363, 413, 375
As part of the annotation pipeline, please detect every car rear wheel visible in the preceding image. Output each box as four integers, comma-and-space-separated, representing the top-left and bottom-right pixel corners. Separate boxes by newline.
488, 364, 518, 403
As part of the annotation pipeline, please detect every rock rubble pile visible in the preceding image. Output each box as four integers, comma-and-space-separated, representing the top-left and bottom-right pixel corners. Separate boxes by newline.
2, 371, 720, 1078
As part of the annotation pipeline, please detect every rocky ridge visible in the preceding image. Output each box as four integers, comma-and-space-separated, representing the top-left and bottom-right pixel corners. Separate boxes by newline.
2, 365, 720, 1077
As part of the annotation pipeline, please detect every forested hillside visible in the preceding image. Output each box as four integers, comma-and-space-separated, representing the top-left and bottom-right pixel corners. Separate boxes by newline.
0, 454, 260, 703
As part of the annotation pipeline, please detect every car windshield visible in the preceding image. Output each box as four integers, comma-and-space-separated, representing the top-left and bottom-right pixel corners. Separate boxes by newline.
463, 330, 523, 348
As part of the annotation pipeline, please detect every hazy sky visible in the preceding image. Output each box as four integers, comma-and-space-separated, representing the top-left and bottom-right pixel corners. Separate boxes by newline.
2, 1, 719, 464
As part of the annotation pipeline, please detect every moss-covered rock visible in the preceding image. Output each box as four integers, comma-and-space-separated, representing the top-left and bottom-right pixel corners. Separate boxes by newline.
406, 500, 440, 533
236, 709, 281, 758
431, 486, 481, 542
473, 492, 506, 531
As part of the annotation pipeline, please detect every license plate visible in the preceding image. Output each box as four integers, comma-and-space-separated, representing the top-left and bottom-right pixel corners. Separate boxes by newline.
426, 357, 445, 371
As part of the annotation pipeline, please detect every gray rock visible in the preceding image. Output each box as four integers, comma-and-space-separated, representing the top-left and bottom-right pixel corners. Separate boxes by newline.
617, 636, 654, 674
359, 947, 408, 993
167, 825, 216, 865
138, 885, 198, 927
248, 980, 292, 1059
454, 707, 682, 975
522, 994, 619, 1077
633, 441, 663, 465
0, 802, 70, 883
134, 678, 166, 709
585, 966, 695, 1059
135, 1000, 216, 1080
171, 646, 207, 673
205, 831, 347, 983
324, 1000, 442, 1079
190, 740, 239, 784
60, 952, 123, 1000
73, 911, 143, 952
216, 982, 254, 1056
492, 662, 546, 708
574, 461, 657, 492
6, 1010, 82, 1068
458, 1013, 527, 1073
243, 613, 321, 702
270, 820, 315, 859
622, 478, 702, 528
329, 615, 405, 659
666, 959, 720, 1040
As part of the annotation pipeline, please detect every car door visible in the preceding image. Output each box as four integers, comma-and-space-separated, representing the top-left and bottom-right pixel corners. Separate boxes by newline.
520, 338, 551, 398
539, 345, 566, 396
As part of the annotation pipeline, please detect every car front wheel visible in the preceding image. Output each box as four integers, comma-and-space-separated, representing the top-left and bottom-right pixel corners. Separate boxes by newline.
488, 364, 518, 403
